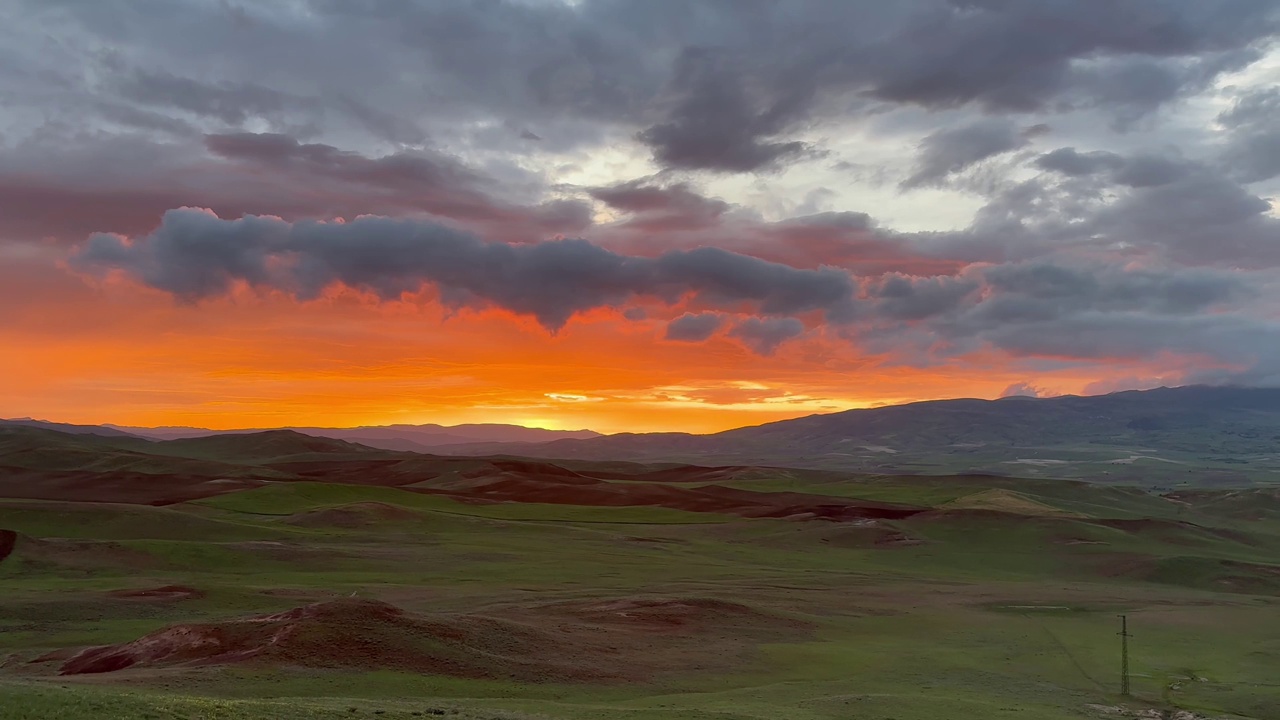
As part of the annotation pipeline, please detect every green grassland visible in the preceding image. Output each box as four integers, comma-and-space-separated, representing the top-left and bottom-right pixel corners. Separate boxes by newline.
3, 467, 1280, 720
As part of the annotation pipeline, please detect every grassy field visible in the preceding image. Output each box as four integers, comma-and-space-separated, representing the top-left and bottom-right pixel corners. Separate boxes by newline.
3, 465, 1279, 720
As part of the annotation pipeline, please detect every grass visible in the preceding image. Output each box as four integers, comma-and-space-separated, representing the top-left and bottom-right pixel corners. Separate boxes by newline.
3, 472, 1280, 720
195, 482, 734, 524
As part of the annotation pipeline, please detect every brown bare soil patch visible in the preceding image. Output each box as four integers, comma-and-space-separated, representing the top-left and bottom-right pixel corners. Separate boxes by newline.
107, 585, 204, 602
3, 534, 156, 573
414, 468, 922, 522
0, 467, 263, 505
282, 502, 420, 528
1095, 519, 1258, 546
0, 529, 15, 564
56, 595, 812, 683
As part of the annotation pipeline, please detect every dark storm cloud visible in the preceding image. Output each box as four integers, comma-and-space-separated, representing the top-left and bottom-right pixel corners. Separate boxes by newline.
664, 312, 724, 342
728, 317, 806, 356
72, 208, 860, 334
902, 119, 1030, 189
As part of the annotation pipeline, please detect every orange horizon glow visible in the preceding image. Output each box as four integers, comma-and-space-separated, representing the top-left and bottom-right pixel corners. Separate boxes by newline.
0, 257, 1185, 435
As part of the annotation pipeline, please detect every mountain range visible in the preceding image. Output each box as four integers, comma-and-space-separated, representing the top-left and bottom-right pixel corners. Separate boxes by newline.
99, 422, 602, 452
438, 385, 1279, 484
7, 385, 1280, 484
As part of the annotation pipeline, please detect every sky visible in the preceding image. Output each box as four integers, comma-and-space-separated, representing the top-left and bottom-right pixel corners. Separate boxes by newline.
2, 0, 1280, 434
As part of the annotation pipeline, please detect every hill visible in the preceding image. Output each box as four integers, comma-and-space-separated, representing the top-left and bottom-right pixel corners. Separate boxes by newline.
428, 386, 1280, 484
3, 420, 1280, 719
112, 422, 602, 452
0, 418, 140, 439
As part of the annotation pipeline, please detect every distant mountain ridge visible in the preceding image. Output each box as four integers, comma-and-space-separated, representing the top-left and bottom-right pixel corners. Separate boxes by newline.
9, 386, 1280, 482
420, 386, 1280, 483
0, 418, 141, 438
101, 422, 602, 453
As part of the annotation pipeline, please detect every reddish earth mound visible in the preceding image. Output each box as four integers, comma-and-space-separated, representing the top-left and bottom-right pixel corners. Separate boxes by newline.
484, 460, 593, 480
108, 585, 204, 601
416, 470, 921, 522
283, 502, 420, 528
0, 529, 15, 564
0, 467, 263, 505
58, 598, 618, 681
56, 595, 813, 682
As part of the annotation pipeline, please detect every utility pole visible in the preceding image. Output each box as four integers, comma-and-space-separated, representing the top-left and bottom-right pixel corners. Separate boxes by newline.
1118, 614, 1131, 696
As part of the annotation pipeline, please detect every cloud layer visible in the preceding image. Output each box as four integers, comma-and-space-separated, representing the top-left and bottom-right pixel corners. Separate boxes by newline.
4, 0, 1280, 423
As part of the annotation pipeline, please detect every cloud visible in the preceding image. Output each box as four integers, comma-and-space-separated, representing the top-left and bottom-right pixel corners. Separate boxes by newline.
664, 313, 724, 342
999, 382, 1053, 398
728, 317, 806, 356
203, 132, 502, 222
0, 131, 592, 243
636, 47, 810, 172
868, 274, 981, 321
116, 69, 304, 127
6, 1, 1276, 175
72, 208, 860, 335
589, 180, 730, 231
1217, 87, 1280, 183
1081, 376, 1169, 395
902, 119, 1031, 189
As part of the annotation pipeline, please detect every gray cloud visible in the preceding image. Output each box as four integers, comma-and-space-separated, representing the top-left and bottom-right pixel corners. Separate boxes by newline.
10, 0, 1275, 176
116, 69, 303, 127
636, 47, 810, 172
868, 274, 980, 321
1033, 148, 1191, 187
664, 312, 724, 342
1000, 382, 1051, 398
72, 208, 860, 335
902, 119, 1031, 189
728, 317, 806, 356
589, 180, 730, 231
1218, 88, 1280, 183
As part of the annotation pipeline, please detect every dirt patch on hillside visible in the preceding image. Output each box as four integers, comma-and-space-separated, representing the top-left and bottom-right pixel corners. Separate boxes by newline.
414, 469, 922, 522
55, 595, 812, 683
2, 534, 156, 572
0, 468, 264, 505
283, 502, 420, 529
941, 489, 1083, 518
107, 585, 204, 601
0, 529, 15, 564
537, 596, 807, 634
1095, 519, 1259, 546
